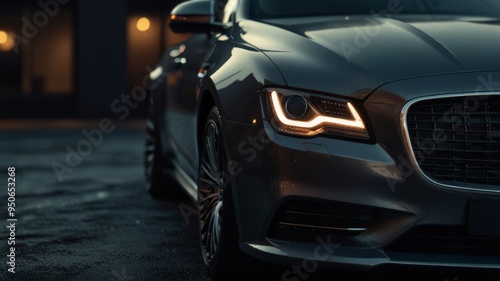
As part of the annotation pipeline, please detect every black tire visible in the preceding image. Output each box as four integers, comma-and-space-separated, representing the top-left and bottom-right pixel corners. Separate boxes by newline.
144, 103, 177, 198
198, 107, 274, 280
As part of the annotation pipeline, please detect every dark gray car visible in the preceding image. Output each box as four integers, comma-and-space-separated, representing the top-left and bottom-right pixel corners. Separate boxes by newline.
145, 0, 500, 279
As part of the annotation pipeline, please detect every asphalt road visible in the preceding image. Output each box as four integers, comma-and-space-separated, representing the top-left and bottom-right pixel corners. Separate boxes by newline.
0, 123, 498, 281
0, 124, 211, 281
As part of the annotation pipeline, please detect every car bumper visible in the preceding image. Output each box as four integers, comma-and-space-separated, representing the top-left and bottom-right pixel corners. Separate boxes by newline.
222, 71, 500, 270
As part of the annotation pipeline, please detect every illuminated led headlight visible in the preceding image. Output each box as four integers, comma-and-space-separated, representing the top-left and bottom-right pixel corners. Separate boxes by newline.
265, 89, 371, 139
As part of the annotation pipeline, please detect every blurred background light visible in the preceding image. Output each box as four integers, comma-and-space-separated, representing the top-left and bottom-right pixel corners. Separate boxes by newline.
0, 30, 8, 44
0, 30, 14, 52
136, 17, 151, 32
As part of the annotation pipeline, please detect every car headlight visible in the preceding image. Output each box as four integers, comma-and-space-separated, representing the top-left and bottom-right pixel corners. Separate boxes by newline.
264, 89, 371, 140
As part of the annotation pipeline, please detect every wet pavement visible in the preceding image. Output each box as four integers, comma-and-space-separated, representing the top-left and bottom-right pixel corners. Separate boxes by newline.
0, 121, 499, 281
0, 123, 211, 281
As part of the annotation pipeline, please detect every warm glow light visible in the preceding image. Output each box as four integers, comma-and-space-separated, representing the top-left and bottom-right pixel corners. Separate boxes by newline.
137, 17, 151, 32
0, 31, 8, 44
271, 91, 366, 129
0, 30, 14, 52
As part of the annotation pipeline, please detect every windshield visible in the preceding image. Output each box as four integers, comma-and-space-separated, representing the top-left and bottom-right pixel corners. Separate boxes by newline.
250, 0, 500, 19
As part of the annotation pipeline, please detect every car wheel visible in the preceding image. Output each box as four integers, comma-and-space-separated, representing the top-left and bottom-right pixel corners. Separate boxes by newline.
144, 107, 177, 198
198, 107, 273, 280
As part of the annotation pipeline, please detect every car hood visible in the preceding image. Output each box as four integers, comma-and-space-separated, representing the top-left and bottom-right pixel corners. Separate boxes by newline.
240, 15, 500, 99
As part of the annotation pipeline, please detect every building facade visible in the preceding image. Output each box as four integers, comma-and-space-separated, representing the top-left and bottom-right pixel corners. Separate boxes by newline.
0, 0, 184, 118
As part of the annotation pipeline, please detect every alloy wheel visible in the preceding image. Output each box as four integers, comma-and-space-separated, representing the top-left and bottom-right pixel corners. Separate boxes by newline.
144, 118, 156, 191
199, 120, 226, 264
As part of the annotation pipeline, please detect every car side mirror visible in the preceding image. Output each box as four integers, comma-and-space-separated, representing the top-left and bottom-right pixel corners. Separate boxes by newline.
169, 0, 226, 33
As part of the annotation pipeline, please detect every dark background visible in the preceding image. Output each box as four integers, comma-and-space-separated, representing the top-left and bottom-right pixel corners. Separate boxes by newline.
0, 0, 187, 119
0, 1, 218, 280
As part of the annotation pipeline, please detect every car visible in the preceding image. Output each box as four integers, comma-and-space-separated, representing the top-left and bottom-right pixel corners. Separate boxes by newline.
144, 0, 500, 279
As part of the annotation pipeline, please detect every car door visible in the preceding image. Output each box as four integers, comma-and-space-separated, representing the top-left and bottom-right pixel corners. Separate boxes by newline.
164, 0, 237, 180
164, 33, 212, 180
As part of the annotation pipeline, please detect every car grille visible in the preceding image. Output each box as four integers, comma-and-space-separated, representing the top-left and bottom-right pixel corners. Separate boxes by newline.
386, 225, 500, 256
405, 95, 500, 189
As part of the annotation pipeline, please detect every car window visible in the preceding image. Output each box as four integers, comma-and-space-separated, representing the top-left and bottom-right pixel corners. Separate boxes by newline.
250, 0, 500, 19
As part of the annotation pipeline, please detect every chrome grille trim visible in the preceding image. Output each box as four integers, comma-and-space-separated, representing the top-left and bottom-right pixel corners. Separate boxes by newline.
401, 92, 500, 194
